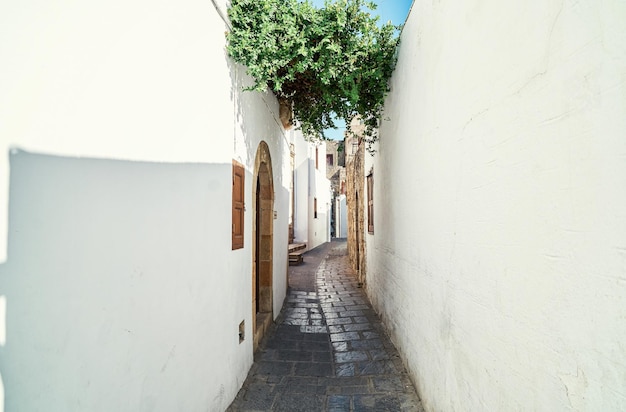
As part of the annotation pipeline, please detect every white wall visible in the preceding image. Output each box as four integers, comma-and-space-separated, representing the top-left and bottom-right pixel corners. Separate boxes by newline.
3, 154, 241, 412
337, 194, 348, 238
0, 0, 293, 410
292, 135, 311, 244
308, 142, 332, 249
367, 1, 626, 411
0, 0, 238, 264
291, 138, 331, 250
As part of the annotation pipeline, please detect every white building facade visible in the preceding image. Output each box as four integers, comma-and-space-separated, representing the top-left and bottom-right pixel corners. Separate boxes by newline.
291, 137, 331, 251
336, 194, 348, 239
0, 0, 300, 410
364, 1, 626, 411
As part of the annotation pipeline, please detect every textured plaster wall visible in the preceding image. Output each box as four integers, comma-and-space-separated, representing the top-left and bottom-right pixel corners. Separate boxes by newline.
2, 153, 239, 411
0, 0, 293, 410
366, 0, 626, 411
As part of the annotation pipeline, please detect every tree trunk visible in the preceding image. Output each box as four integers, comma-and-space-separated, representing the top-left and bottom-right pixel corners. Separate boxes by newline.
278, 97, 293, 129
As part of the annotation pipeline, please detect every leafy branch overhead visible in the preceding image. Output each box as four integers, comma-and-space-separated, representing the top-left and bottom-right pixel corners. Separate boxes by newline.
226, 0, 400, 145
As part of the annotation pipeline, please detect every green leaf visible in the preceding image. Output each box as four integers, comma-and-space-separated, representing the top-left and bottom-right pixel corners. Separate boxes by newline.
227, 0, 400, 147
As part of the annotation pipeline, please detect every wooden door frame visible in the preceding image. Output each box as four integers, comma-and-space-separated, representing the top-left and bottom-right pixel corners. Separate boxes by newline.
252, 141, 274, 351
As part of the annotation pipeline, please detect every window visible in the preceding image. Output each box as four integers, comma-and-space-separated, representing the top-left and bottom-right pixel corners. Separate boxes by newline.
326, 154, 333, 166
314, 197, 318, 219
232, 160, 245, 249
367, 172, 374, 234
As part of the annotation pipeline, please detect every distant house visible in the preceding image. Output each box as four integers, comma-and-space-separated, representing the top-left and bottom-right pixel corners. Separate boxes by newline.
290, 137, 332, 251
326, 140, 347, 238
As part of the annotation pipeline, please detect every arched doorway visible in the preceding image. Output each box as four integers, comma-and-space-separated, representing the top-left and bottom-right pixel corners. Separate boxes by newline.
252, 142, 274, 350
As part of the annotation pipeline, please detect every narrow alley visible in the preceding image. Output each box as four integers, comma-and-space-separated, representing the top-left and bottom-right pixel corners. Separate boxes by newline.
228, 240, 423, 412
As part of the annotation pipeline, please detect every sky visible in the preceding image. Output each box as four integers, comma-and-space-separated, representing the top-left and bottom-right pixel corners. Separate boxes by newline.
309, 0, 413, 28
310, 0, 414, 140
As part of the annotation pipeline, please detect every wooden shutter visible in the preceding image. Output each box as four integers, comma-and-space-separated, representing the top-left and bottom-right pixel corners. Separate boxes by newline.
367, 173, 374, 234
232, 161, 245, 250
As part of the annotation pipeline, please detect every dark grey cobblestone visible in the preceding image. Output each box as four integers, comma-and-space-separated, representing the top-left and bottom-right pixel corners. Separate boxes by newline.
228, 240, 423, 411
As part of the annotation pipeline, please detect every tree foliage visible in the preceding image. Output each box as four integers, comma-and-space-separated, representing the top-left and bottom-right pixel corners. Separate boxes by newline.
226, 0, 400, 146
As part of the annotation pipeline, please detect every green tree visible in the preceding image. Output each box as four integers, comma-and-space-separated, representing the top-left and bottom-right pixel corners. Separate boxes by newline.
226, 0, 400, 147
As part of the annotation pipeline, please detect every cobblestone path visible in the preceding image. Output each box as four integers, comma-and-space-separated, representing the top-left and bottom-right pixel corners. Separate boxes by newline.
228, 240, 423, 411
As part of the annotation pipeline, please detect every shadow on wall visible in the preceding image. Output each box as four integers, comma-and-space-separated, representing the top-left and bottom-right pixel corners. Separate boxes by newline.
227, 51, 285, 169
0, 149, 242, 411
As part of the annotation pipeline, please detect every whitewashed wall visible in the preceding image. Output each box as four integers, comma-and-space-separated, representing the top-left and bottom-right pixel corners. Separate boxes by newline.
0, 0, 293, 410
308, 141, 332, 249
337, 194, 348, 238
292, 138, 331, 250
292, 135, 311, 245
367, 0, 626, 411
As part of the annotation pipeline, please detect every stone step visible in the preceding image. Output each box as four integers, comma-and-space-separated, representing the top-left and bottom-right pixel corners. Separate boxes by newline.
288, 243, 307, 253
288, 248, 306, 266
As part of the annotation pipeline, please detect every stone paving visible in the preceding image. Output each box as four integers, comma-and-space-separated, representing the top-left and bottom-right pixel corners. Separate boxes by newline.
228, 240, 423, 411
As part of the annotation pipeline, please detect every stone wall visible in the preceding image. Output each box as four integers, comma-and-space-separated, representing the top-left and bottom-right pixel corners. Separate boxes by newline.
345, 140, 366, 284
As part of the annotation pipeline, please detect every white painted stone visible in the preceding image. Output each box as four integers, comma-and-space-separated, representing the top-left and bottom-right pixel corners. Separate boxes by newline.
0, 0, 296, 410
291, 137, 331, 250
308, 141, 332, 249
366, 1, 626, 411
337, 194, 348, 238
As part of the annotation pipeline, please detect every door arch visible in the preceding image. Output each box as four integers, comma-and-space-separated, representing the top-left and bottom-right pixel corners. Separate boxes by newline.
252, 141, 274, 350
